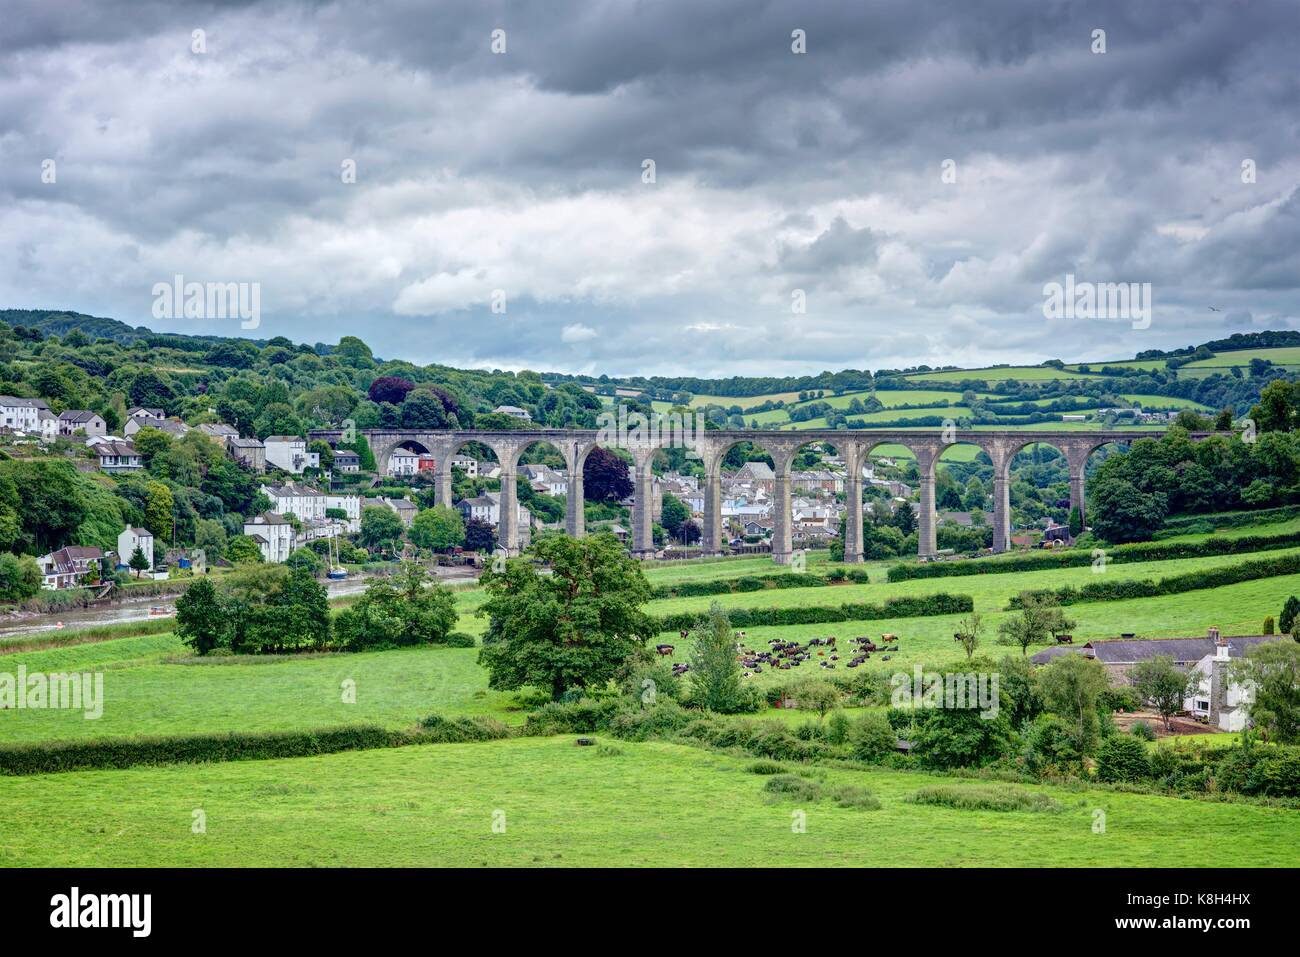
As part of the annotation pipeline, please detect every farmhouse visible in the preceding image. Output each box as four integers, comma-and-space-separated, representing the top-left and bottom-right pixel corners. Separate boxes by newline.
93, 439, 143, 472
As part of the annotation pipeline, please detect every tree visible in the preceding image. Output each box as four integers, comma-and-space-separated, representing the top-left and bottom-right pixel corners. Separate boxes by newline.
285, 547, 323, 577
1130, 656, 1199, 730
0, 553, 42, 602
400, 390, 448, 429
128, 546, 150, 578
792, 678, 840, 721
410, 505, 465, 551
226, 534, 264, 564
1035, 653, 1110, 754
893, 501, 916, 535
910, 693, 1015, 769
997, 592, 1065, 655
660, 493, 689, 538
954, 613, 982, 660
688, 602, 748, 713
1088, 476, 1167, 543
583, 446, 634, 502
478, 534, 656, 700
1067, 505, 1083, 538
131, 427, 173, 468
367, 375, 414, 405
1231, 641, 1300, 743
359, 505, 405, 554
463, 516, 496, 553
1094, 734, 1151, 783
849, 711, 896, 761
1279, 596, 1300, 639
175, 577, 228, 655
143, 481, 175, 541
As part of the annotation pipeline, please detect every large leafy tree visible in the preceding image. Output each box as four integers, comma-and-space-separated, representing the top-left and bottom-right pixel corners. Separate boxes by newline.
478, 534, 656, 700
1231, 641, 1300, 743
410, 505, 465, 551
583, 446, 634, 502
359, 504, 405, 554
367, 375, 415, 405
688, 602, 748, 713
175, 577, 228, 655
463, 516, 496, 553
1034, 653, 1110, 754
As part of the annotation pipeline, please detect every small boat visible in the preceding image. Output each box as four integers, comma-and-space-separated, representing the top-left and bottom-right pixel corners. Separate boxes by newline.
326, 533, 348, 580
327, 568, 348, 581
148, 606, 172, 617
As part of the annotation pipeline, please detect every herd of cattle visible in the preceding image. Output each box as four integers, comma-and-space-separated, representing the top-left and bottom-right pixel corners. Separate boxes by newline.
654, 630, 900, 677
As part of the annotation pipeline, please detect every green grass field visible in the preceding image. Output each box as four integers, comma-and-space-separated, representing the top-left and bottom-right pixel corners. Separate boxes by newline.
1, 736, 1294, 867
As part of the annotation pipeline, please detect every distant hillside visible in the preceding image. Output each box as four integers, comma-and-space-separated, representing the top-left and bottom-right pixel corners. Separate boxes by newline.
0, 309, 151, 343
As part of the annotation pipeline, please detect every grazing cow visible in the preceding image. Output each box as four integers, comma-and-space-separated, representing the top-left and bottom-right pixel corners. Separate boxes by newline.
1055, 634, 1074, 644
655, 644, 675, 656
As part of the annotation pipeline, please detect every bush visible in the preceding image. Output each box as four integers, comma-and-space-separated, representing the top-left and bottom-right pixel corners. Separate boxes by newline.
905, 785, 1062, 813
1130, 721, 1156, 741
443, 631, 477, 647
417, 714, 514, 742
523, 698, 618, 735
746, 760, 787, 775
831, 785, 882, 810
1094, 734, 1152, 783
762, 774, 824, 802
849, 711, 897, 761
1213, 745, 1300, 798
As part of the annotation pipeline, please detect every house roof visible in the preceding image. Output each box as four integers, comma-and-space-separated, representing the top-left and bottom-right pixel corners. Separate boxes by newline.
264, 435, 304, 443
227, 436, 265, 448
736, 461, 775, 479
59, 409, 100, 423
265, 481, 325, 497
0, 395, 50, 409
95, 440, 138, 457
125, 526, 152, 537
1083, 635, 1280, 664
127, 407, 163, 417
247, 512, 290, 526
199, 423, 239, 436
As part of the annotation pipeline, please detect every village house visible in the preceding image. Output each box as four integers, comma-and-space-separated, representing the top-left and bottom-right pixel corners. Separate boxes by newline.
450, 455, 478, 477
116, 527, 155, 571
124, 414, 189, 438
364, 495, 419, 527
58, 410, 107, 437
226, 435, 266, 472
491, 405, 532, 421
733, 461, 775, 493
199, 423, 240, 444
0, 395, 50, 432
387, 448, 419, 477
126, 407, 165, 421
93, 439, 143, 472
37, 546, 106, 589
324, 491, 363, 531
332, 450, 361, 472
264, 481, 327, 522
264, 436, 318, 474
244, 513, 295, 563
792, 470, 844, 495
36, 408, 59, 441
521, 464, 568, 496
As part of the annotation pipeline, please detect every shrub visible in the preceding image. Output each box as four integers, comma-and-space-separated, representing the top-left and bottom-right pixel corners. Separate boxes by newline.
832, 785, 882, 810
522, 698, 618, 735
746, 760, 787, 775
1130, 721, 1156, 741
905, 785, 1062, 813
849, 711, 897, 761
762, 774, 824, 802
824, 710, 851, 745
1094, 734, 1152, 783
418, 714, 514, 742
655, 592, 973, 631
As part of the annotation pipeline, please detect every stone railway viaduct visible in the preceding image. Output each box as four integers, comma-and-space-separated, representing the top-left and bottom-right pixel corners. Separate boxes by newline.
342, 427, 1191, 564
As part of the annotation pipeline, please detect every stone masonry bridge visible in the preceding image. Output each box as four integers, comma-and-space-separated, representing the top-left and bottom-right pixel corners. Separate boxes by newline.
349, 427, 1203, 563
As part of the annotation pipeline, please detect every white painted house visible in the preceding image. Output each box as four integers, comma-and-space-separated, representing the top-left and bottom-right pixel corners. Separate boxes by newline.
264, 436, 319, 474
0, 395, 50, 432
244, 513, 295, 563
387, 449, 419, 477
117, 527, 155, 571
263, 481, 327, 522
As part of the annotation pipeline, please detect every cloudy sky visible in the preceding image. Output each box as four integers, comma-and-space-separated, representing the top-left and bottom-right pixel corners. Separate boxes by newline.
1, 0, 1297, 378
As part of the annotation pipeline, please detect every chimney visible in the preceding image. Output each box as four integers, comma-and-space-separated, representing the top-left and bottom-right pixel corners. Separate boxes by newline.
1211, 627, 1229, 661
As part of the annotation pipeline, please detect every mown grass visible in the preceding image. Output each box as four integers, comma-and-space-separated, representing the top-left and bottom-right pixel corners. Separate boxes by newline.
0, 736, 1294, 867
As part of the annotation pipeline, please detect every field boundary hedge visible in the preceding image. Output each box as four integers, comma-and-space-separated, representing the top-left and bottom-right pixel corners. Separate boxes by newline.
1006, 553, 1300, 608
886, 530, 1300, 582
654, 592, 973, 631
0, 716, 516, 776
1157, 504, 1300, 535
650, 569, 868, 599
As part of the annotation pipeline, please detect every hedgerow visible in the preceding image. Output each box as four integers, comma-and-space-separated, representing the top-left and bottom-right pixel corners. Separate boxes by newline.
654, 592, 973, 631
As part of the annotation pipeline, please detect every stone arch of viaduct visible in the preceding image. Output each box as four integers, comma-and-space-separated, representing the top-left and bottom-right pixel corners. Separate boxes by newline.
360, 428, 1203, 563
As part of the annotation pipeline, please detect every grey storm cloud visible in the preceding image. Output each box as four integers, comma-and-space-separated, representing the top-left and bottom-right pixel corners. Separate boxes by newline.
0, 0, 1296, 376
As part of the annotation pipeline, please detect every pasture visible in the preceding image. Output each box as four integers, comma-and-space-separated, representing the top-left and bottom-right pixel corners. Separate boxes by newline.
1, 736, 1295, 867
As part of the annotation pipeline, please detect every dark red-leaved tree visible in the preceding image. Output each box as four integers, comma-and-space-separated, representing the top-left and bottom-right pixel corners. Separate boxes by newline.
368, 376, 415, 405
583, 446, 634, 502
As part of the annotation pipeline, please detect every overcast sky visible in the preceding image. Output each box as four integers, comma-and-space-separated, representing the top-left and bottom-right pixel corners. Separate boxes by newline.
1, 0, 1297, 377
